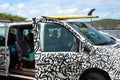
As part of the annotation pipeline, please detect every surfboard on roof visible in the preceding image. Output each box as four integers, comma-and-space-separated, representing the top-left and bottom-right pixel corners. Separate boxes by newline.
25, 15, 98, 22
25, 8, 98, 21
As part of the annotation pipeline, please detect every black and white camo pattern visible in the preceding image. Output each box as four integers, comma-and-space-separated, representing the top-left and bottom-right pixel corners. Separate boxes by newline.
33, 17, 120, 80
0, 47, 9, 75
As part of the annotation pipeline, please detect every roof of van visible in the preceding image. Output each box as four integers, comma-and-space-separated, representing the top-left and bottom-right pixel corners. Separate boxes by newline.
0, 20, 12, 23
0, 22, 32, 28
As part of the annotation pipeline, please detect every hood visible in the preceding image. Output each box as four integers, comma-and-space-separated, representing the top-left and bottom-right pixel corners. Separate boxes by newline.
93, 43, 120, 78
94, 43, 120, 54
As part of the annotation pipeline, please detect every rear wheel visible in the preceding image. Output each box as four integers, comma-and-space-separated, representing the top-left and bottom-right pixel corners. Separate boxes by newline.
0, 76, 6, 80
82, 72, 107, 80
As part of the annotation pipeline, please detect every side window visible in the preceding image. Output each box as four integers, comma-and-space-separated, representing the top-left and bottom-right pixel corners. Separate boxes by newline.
40, 23, 78, 52
0, 27, 6, 46
23, 29, 29, 37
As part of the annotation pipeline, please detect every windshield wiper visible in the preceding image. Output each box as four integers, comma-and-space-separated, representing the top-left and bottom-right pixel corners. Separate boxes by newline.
97, 41, 115, 45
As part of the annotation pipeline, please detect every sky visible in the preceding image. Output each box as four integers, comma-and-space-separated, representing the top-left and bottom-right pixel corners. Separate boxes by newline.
0, 0, 120, 20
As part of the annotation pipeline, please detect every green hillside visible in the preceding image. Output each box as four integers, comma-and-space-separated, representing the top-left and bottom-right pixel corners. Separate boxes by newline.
89, 19, 120, 29
0, 13, 120, 29
0, 13, 26, 22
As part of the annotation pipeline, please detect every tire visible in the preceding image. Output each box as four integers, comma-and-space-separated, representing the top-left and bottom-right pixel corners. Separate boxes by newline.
0, 76, 5, 80
83, 72, 107, 80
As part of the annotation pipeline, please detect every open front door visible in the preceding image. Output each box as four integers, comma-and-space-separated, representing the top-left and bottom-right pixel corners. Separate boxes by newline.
35, 22, 82, 79
0, 26, 10, 76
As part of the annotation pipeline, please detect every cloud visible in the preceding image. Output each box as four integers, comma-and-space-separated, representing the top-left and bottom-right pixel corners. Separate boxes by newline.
0, 3, 10, 13
57, 8, 78, 15
17, 3, 25, 9
0, 0, 120, 19
1, 3, 10, 9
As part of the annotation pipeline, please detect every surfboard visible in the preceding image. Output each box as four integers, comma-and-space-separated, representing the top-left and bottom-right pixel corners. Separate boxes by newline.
25, 15, 98, 21
47, 15, 98, 20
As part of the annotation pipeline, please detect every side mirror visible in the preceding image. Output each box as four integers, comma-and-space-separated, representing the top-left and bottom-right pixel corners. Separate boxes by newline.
83, 45, 91, 53
79, 41, 91, 53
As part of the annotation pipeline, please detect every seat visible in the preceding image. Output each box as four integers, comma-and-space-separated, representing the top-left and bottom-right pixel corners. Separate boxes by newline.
44, 30, 59, 52
15, 31, 34, 68
44, 29, 51, 51
27, 31, 34, 51
15, 40, 34, 61
50, 30, 61, 51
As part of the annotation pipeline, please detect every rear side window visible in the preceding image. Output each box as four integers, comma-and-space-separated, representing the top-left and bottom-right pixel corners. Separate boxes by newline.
0, 27, 6, 46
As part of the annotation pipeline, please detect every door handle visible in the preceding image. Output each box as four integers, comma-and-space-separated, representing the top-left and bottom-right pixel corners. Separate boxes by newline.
37, 62, 50, 66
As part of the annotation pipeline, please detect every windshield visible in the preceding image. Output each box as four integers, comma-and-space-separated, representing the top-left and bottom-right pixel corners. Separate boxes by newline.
0, 27, 7, 46
69, 22, 114, 45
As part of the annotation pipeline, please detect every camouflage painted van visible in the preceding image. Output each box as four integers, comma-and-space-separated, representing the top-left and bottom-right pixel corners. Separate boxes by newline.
0, 17, 120, 80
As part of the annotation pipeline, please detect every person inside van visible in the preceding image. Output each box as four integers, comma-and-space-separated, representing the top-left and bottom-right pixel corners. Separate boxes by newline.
8, 29, 18, 69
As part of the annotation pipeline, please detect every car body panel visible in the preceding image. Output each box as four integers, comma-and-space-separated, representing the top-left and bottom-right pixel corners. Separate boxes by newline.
34, 17, 120, 80
0, 16, 120, 80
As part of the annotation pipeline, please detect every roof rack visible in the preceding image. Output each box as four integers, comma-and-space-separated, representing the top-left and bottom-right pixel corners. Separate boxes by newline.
25, 8, 98, 22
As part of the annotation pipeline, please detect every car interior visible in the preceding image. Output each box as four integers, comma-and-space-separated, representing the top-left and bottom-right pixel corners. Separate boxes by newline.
7, 24, 35, 77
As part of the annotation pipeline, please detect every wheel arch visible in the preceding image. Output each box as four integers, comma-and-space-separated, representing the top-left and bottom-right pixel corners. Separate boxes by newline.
79, 68, 111, 80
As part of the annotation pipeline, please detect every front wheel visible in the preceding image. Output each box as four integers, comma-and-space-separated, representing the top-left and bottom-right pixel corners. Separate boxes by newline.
83, 72, 107, 80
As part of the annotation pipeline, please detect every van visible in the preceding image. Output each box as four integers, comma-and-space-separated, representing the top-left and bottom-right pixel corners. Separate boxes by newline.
0, 16, 120, 80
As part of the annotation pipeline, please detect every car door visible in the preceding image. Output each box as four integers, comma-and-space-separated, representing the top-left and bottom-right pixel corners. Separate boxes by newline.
0, 26, 10, 76
35, 22, 84, 80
